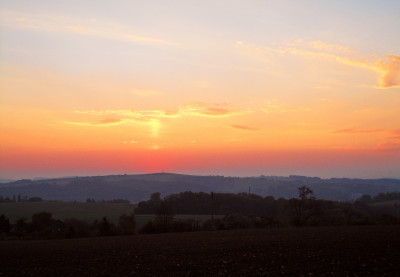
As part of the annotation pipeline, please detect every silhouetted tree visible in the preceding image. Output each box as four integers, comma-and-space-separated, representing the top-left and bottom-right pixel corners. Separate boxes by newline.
97, 217, 116, 236
155, 199, 174, 232
118, 214, 136, 235
31, 212, 53, 232
289, 186, 319, 226
151, 192, 161, 202
0, 214, 11, 234
64, 218, 93, 238
140, 221, 157, 234
298, 186, 315, 201
14, 218, 28, 238
223, 213, 250, 229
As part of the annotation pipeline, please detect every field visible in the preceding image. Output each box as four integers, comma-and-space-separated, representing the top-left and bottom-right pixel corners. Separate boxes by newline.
1, 225, 399, 276
369, 201, 400, 216
0, 202, 223, 228
0, 202, 134, 224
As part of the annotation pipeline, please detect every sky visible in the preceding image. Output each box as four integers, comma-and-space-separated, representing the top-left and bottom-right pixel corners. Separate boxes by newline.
1, 0, 399, 179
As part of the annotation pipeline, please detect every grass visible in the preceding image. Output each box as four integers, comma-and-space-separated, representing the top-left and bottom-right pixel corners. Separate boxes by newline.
370, 200, 400, 207
0, 202, 224, 226
0, 202, 134, 224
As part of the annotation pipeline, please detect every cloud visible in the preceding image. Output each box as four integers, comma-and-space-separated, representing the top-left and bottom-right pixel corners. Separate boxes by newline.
377, 55, 400, 88
131, 89, 164, 97
376, 138, 400, 151
285, 44, 400, 88
123, 140, 139, 144
1, 10, 179, 47
65, 118, 123, 126
68, 103, 247, 128
332, 128, 400, 151
390, 129, 400, 135
261, 101, 288, 114
231, 124, 259, 131
290, 39, 358, 55
333, 128, 384, 134
74, 109, 179, 122
99, 118, 122, 125
237, 39, 400, 88
180, 102, 243, 117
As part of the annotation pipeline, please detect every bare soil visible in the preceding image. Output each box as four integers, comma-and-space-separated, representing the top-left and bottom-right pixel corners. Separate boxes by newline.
1, 225, 399, 276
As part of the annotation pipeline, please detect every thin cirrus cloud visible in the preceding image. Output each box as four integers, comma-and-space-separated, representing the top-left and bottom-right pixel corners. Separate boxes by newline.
0, 10, 179, 46
332, 128, 400, 151
65, 118, 123, 126
66, 102, 248, 126
236, 39, 400, 88
332, 128, 384, 134
131, 89, 164, 97
231, 125, 259, 131
376, 129, 400, 151
376, 137, 400, 151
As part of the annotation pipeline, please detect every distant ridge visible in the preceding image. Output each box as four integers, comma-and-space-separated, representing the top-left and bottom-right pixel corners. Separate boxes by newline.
1, 173, 399, 202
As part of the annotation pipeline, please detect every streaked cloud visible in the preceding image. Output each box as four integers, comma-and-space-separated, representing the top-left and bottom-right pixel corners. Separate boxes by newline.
236, 39, 400, 88
67, 103, 247, 128
261, 101, 289, 114
65, 118, 123, 126
289, 39, 358, 55
180, 102, 245, 117
131, 89, 164, 97
333, 128, 384, 134
1, 10, 179, 46
123, 140, 139, 144
376, 138, 400, 151
231, 124, 259, 131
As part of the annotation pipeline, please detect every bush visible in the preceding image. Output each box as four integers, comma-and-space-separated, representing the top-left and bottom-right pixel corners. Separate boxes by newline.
171, 220, 193, 232
118, 214, 136, 235
139, 221, 157, 234
256, 216, 282, 228
64, 218, 94, 238
224, 213, 250, 229
96, 217, 117, 236
202, 218, 225, 230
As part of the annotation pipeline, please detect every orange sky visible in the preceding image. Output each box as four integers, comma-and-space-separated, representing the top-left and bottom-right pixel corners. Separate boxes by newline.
1, 1, 399, 179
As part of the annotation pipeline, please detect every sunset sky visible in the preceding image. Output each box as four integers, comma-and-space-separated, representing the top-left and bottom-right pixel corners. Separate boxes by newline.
1, 0, 400, 179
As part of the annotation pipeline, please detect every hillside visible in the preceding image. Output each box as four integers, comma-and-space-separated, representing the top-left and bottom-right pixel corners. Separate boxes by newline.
1, 173, 399, 202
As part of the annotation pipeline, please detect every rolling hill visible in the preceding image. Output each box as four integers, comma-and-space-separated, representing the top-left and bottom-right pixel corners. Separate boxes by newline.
0, 173, 399, 202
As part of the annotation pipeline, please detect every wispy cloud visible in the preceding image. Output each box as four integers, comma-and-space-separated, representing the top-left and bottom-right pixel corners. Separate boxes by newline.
261, 101, 289, 114
333, 128, 384, 134
66, 102, 247, 128
231, 124, 259, 131
123, 140, 139, 144
236, 39, 400, 88
376, 137, 400, 151
131, 89, 164, 97
65, 118, 123, 126
180, 102, 245, 117
1, 10, 179, 46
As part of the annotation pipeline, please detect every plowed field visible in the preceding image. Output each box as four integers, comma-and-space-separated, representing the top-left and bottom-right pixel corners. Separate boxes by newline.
1, 225, 399, 276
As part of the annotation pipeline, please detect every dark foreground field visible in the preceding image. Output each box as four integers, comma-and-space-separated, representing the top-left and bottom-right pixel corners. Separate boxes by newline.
1, 226, 400, 276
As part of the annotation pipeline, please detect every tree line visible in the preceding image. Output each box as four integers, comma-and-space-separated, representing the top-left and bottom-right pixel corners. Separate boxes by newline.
0, 194, 43, 203
1, 187, 400, 239
356, 192, 400, 204
0, 212, 136, 240
137, 187, 400, 232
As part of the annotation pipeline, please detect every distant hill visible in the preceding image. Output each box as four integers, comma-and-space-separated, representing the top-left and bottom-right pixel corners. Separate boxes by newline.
0, 179, 14, 184
0, 173, 399, 202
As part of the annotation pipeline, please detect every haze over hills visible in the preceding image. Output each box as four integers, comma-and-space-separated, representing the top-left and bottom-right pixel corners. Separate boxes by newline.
1, 173, 399, 203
